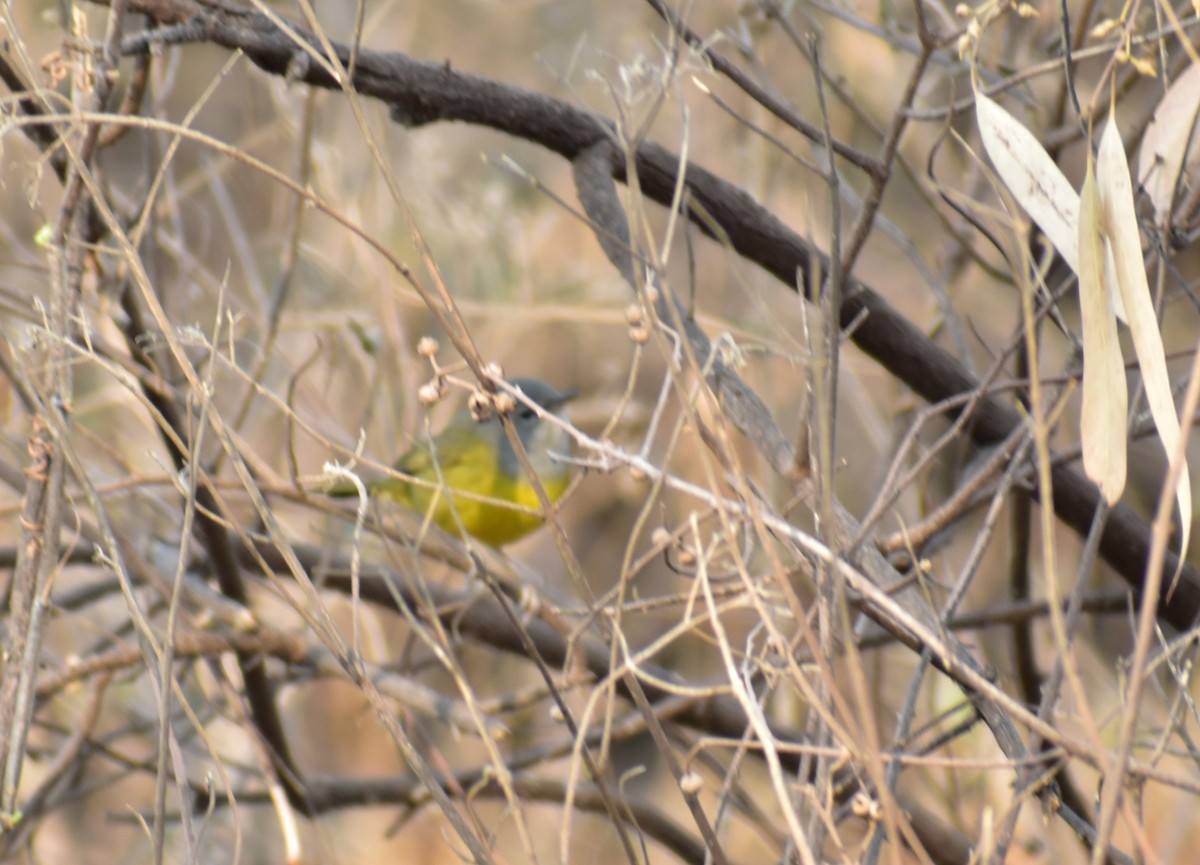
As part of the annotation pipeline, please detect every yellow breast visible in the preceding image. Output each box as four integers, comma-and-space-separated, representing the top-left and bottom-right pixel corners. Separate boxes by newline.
373, 427, 571, 546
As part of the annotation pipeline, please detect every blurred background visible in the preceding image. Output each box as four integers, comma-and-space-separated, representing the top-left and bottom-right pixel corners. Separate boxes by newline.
2, 0, 1199, 862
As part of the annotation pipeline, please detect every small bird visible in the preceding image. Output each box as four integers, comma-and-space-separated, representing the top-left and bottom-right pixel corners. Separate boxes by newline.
329, 378, 576, 546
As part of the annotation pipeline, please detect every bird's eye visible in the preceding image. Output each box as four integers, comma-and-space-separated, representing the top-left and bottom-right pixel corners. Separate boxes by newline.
518, 406, 536, 420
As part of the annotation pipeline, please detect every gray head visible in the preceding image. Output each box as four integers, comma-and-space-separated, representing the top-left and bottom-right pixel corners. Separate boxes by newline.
481, 378, 576, 481
508, 378, 576, 418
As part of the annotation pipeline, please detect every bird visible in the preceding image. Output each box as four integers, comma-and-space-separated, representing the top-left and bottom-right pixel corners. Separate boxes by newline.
328, 378, 576, 546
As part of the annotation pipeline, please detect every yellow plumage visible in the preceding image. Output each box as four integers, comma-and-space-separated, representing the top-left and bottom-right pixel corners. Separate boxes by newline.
328, 378, 575, 546
373, 423, 571, 546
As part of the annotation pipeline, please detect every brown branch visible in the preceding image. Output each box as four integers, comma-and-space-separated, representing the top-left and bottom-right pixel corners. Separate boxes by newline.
74, 0, 1200, 631
255, 539, 993, 865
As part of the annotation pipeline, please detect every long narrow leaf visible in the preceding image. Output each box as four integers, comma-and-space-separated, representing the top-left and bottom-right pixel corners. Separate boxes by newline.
1078, 161, 1128, 504
1137, 63, 1200, 227
1098, 120, 1191, 565
975, 92, 1127, 321
975, 92, 1080, 272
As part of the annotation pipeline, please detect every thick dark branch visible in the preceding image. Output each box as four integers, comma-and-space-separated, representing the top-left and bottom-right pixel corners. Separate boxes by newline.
84, 0, 1200, 630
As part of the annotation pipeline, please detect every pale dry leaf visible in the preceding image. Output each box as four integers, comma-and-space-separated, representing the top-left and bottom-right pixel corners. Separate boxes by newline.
1137, 62, 1200, 227
1078, 160, 1127, 504
1098, 120, 1191, 563
975, 91, 1127, 322
975, 92, 1080, 272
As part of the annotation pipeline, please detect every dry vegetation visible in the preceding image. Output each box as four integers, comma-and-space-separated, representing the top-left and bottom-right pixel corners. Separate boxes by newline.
1, 0, 1200, 863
